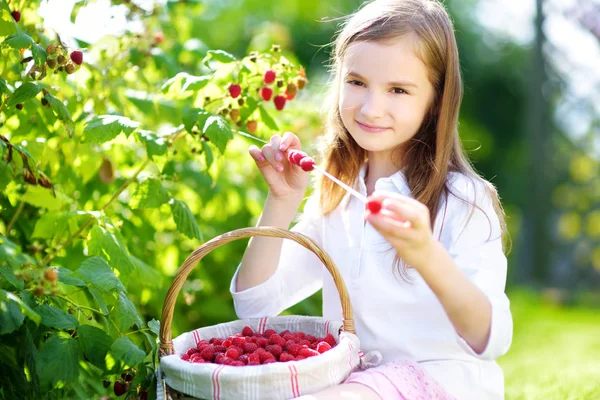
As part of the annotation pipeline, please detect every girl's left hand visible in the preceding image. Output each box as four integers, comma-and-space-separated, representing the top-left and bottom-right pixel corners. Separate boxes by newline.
364, 191, 435, 270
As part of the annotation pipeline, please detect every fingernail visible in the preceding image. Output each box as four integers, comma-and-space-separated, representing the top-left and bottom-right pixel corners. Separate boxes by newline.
277, 164, 284, 172
275, 153, 282, 161
279, 143, 286, 151
258, 154, 266, 161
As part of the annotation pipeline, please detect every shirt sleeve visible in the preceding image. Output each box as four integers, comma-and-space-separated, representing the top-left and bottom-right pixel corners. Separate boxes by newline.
229, 194, 324, 318
446, 176, 513, 361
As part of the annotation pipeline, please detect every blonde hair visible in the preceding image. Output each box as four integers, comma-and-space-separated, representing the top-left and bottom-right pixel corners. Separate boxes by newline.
316, 0, 510, 281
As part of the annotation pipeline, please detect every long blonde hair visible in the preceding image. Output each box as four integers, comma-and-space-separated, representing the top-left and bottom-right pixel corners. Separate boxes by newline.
316, 0, 510, 280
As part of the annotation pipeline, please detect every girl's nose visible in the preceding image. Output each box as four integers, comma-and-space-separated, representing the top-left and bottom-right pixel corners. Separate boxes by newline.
360, 91, 386, 120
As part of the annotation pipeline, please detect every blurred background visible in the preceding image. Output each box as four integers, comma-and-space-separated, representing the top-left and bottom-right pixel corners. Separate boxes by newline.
0, 0, 599, 399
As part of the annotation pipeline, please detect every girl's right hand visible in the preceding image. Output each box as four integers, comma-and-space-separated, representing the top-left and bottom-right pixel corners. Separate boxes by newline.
248, 132, 310, 201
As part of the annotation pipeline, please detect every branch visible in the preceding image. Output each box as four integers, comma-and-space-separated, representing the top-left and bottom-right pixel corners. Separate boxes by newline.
6, 201, 25, 235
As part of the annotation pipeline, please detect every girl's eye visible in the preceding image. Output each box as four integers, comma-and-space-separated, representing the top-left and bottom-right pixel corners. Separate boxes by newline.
347, 79, 364, 87
392, 87, 407, 95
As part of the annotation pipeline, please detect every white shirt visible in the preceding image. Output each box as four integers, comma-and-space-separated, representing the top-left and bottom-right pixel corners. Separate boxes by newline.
230, 164, 513, 400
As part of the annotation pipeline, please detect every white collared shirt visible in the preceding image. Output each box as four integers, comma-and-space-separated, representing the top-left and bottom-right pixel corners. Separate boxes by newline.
230, 164, 513, 400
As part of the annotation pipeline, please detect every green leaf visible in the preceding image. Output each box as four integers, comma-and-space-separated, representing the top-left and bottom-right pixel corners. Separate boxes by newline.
129, 178, 169, 209
83, 115, 141, 144
6, 82, 41, 108
0, 159, 12, 187
87, 225, 136, 276
160, 72, 187, 94
113, 292, 143, 331
21, 186, 62, 210
182, 75, 210, 92
169, 199, 202, 240
36, 304, 79, 330
0, 265, 23, 290
0, 294, 24, 334
201, 141, 214, 169
56, 267, 87, 288
78, 324, 113, 369
110, 336, 146, 367
202, 115, 232, 154
182, 107, 200, 133
136, 130, 167, 160
87, 287, 109, 315
73, 257, 125, 293
46, 94, 72, 122
0, 289, 41, 326
148, 319, 160, 336
259, 105, 279, 131
0, 9, 17, 37
202, 49, 236, 68
2, 32, 33, 49
31, 43, 47, 66
35, 333, 79, 389
0, 77, 10, 96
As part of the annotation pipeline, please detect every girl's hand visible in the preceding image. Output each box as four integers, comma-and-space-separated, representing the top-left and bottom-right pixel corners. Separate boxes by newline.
364, 191, 436, 270
248, 132, 310, 201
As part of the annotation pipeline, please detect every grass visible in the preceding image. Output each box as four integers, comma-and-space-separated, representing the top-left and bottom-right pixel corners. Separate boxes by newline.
500, 289, 600, 400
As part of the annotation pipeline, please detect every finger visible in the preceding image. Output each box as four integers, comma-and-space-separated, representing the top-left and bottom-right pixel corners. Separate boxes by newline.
372, 190, 427, 210
381, 199, 422, 228
262, 143, 284, 172
279, 132, 301, 152
270, 135, 283, 162
249, 145, 266, 163
367, 211, 413, 239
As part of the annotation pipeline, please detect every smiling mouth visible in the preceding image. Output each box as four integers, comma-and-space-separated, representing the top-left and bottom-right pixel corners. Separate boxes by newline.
356, 120, 390, 131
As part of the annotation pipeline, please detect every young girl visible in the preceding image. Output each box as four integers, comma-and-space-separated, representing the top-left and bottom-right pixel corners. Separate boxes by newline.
230, 0, 513, 398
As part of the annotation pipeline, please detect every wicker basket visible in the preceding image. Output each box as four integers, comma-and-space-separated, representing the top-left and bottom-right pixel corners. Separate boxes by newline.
157, 226, 364, 400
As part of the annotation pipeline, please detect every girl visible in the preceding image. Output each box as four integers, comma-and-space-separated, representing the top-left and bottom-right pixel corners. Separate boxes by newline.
231, 0, 513, 398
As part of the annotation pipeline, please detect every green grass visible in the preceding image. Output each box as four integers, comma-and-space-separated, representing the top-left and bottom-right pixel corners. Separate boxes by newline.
499, 289, 600, 400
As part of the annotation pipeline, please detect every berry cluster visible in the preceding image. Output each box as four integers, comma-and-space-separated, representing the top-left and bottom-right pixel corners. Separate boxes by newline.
286, 150, 315, 172
181, 326, 336, 366
45, 43, 83, 76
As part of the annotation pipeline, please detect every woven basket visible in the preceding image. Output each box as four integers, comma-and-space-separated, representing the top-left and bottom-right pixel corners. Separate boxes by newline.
157, 226, 364, 400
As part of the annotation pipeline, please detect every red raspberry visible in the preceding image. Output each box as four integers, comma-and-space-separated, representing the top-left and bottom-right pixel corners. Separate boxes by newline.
192, 356, 206, 363
248, 353, 261, 365
323, 333, 336, 347
260, 87, 273, 101
299, 157, 315, 172
230, 360, 245, 366
239, 354, 249, 364
305, 335, 317, 343
197, 344, 210, 352
298, 347, 319, 358
287, 150, 307, 165
263, 356, 276, 364
215, 353, 227, 364
283, 333, 295, 342
189, 353, 204, 363
246, 120, 258, 133
263, 329, 277, 339
210, 338, 224, 345
366, 198, 382, 214
316, 342, 332, 354
222, 357, 234, 365
70, 50, 83, 66
280, 330, 291, 336
254, 348, 266, 356
222, 339, 232, 347
285, 90, 296, 101
286, 343, 302, 357
241, 326, 254, 337
114, 381, 127, 396
199, 346, 216, 362
295, 332, 306, 340
295, 355, 306, 361
257, 338, 269, 348
279, 353, 295, 362
259, 351, 275, 363
225, 348, 240, 360
232, 337, 246, 347
214, 345, 227, 353
265, 344, 283, 358
186, 348, 199, 356
264, 70, 276, 84
181, 354, 190, 361
11, 11, 21, 22
248, 336, 259, 344
269, 334, 286, 347
228, 84, 242, 98
273, 95, 286, 111
298, 339, 311, 347
243, 342, 258, 354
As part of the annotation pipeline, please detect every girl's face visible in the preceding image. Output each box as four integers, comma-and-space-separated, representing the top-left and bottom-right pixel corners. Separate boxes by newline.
339, 34, 436, 166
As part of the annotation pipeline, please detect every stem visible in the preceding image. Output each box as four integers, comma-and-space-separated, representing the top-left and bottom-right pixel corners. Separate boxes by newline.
57, 295, 105, 316
6, 201, 25, 235
40, 159, 150, 267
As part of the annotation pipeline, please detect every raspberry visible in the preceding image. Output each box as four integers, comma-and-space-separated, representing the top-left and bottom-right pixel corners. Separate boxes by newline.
44, 268, 58, 282
295, 332, 306, 340
191, 355, 206, 363
298, 347, 319, 358
209, 338, 223, 345
264, 70, 276, 84
287, 150, 307, 165
248, 336, 259, 344
232, 336, 246, 347
199, 346, 216, 361
366, 199, 382, 214
225, 348, 240, 360
214, 345, 227, 353
269, 334, 286, 347
215, 353, 226, 364
295, 355, 306, 361
243, 342, 258, 354
197, 344, 209, 352
242, 326, 254, 337
260, 87, 273, 101
257, 337, 268, 348
222, 339, 232, 347
305, 334, 317, 343
323, 333, 336, 347
246, 120, 257, 133
153, 32, 165, 46
285, 90, 296, 101
70, 50, 83, 65
186, 348, 198, 356
65, 63, 75, 74
230, 109, 240, 121
297, 77, 307, 90
113, 381, 127, 396
286, 343, 302, 357
279, 353, 295, 362
222, 357, 234, 365
16, 103, 23, 111
46, 43, 57, 55
47, 58, 57, 69
254, 348, 266, 356
283, 333, 295, 342
259, 352, 274, 363
265, 344, 282, 358
316, 342, 332, 354
11, 11, 21, 22
248, 353, 261, 365
57, 55, 67, 65
228, 84, 242, 98
299, 157, 315, 172
230, 360, 245, 366
263, 358, 276, 364
273, 95, 286, 111
239, 354, 249, 364
263, 329, 277, 339
286, 83, 297, 96
181, 354, 190, 361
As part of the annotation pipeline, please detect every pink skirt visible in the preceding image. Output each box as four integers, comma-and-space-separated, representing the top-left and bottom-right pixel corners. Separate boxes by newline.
344, 360, 456, 400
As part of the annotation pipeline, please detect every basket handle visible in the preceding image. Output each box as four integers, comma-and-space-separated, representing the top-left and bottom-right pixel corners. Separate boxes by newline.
159, 226, 355, 356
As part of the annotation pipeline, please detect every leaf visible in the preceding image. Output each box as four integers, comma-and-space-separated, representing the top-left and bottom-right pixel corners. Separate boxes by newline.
136, 130, 166, 160
129, 178, 169, 209
148, 319, 160, 336
87, 287, 108, 315
87, 225, 136, 276
78, 324, 113, 369
46, 94, 72, 122
0, 289, 41, 327
56, 267, 87, 288
0, 159, 12, 187
0, 294, 24, 334
182, 107, 201, 133
160, 72, 187, 94
110, 337, 146, 367
35, 333, 79, 389
201, 141, 214, 169
0, 9, 17, 37
202, 115, 232, 154
31, 43, 47, 66
259, 105, 279, 131
182, 75, 210, 92
169, 199, 202, 240
113, 292, 143, 332
6, 82, 41, 108
0, 77, 10, 96
202, 49, 236, 68
21, 186, 62, 210
36, 304, 79, 330
2, 32, 33, 49
83, 115, 141, 144
73, 257, 125, 293
0, 266, 23, 290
